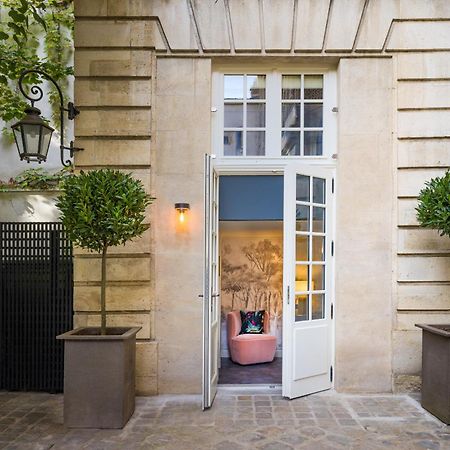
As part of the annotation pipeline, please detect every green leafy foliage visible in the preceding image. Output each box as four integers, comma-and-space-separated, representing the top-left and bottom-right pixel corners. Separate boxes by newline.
56, 169, 154, 253
0, 167, 72, 190
0, 0, 73, 138
416, 171, 450, 238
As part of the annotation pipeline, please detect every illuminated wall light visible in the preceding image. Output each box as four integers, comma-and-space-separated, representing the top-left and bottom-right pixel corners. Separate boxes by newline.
174, 203, 190, 223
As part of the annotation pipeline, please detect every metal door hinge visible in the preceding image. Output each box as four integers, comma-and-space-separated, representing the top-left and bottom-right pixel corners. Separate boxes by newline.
332, 178, 335, 193
287, 285, 290, 305
331, 241, 334, 256
330, 366, 333, 383
331, 303, 334, 320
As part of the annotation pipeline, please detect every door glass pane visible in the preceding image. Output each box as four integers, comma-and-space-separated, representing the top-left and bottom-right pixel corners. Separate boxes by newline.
296, 205, 309, 232
224, 75, 243, 100
313, 207, 325, 232
247, 75, 266, 99
313, 177, 325, 204
224, 131, 243, 156
304, 131, 323, 156
304, 75, 323, 99
296, 235, 309, 261
296, 175, 310, 202
312, 264, 325, 291
247, 103, 265, 127
295, 294, 309, 321
295, 265, 309, 290
224, 104, 243, 127
304, 103, 323, 127
246, 131, 265, 156
312, 236, 325, 261
312, 294, 325, 320
282, 75, 301, 99
282, 104, 300, 128
282, 131, 300, 156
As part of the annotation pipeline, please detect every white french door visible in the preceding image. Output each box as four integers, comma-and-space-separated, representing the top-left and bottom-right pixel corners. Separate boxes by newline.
202, 154, 220, 410
282, 164, 334, 399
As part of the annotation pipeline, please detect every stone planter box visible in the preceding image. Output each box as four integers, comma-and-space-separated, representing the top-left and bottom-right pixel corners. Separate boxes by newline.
57, 326, 141, 428
415, 324, 450, 424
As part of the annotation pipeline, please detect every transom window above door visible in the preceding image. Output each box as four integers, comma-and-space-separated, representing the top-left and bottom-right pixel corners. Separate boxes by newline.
213, 70, 336, 159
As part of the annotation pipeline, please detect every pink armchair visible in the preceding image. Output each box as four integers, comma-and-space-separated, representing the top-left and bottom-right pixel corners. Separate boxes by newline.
227, 311, 277, 365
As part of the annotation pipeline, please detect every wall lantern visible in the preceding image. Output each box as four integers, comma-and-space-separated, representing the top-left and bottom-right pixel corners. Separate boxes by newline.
174, 203, 190, 223
11, 69, 83, 167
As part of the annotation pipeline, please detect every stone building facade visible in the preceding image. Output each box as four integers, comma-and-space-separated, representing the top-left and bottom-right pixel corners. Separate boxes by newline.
72, 0, 450, 396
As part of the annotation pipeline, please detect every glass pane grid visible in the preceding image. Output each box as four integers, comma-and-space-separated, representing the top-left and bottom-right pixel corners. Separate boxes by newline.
223, 74, 266, 157
281, 74, 324, 157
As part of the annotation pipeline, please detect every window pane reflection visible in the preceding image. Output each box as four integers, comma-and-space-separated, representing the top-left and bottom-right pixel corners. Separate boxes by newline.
313, 177, 325, 204
296, 175, 310, 202
224, 75, 243, 100
295, 265, 309, 291
296, 205, 309, 232
282, 75, 301, 99
304, 131, 323, 156
224, 131, 243, 156
304, 75, 323, 99
282, 131, 300, 156
246, 131, 265, 156
304, 103, 323, 127
312, 264, 325, 290
312, 236, 325, 261
282, 104, 300, 128
295, 294, 309, 321
247, 75, 266, 99
296, 235, 309, 261
312, 294, 325, 320
224, 104, 243, 127
313, 207, 325, 232
247, 103, 265, 127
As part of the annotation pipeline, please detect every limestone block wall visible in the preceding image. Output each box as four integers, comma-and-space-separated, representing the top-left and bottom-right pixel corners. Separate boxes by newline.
72, 0, 450, 394
73, 0, 157, 395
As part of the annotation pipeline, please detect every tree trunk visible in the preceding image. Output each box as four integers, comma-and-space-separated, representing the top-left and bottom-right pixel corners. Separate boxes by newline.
101, 245, 108, 335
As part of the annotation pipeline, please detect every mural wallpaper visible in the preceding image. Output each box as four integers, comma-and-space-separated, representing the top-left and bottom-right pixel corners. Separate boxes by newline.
220, 229, 283, 356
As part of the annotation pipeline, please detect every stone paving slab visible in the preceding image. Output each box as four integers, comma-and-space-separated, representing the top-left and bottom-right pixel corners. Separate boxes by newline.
0, 390, 448, 449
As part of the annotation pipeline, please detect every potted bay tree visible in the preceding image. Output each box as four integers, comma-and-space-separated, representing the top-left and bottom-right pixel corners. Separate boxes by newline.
56, 169, 153, 428
415, 170, 450, 424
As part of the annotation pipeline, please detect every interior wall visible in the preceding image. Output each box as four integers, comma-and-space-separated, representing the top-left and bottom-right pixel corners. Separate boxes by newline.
220, 223, 283, 356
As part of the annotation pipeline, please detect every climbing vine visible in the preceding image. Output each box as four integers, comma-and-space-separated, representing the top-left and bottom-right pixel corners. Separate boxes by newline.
0, 0, 74, 138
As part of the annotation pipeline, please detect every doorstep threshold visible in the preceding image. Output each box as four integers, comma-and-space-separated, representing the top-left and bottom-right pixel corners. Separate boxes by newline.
218, 384, 282, 395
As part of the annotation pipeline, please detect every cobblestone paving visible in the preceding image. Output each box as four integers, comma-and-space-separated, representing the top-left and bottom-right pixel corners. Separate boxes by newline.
0, 390, 449, 449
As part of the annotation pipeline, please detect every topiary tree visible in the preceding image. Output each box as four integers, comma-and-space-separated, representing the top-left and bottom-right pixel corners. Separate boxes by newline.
416, 170, 450, 238
56, 169, 154, 334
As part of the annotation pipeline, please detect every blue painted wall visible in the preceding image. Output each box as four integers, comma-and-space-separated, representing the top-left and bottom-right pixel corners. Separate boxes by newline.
219, 175, 283, 220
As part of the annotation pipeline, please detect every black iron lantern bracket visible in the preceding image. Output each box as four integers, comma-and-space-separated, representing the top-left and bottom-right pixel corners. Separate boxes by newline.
17, 69, 83, 167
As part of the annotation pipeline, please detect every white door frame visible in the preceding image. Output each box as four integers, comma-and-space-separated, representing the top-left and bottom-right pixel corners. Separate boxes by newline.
203, 157, 336, 404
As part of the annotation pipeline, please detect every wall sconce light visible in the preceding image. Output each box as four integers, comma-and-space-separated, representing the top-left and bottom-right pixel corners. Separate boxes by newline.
11, 69, 83, 167
174, 203, 190, 223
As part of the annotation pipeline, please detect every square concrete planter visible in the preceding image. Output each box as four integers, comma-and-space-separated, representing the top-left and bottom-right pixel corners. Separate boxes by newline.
57, 326, 141, 428
415, 324, 450, 424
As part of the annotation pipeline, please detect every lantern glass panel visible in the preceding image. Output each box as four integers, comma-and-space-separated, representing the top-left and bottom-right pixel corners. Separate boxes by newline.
23, 124, 42, 156
40, 126, 53, 159
13, 127, 25, 156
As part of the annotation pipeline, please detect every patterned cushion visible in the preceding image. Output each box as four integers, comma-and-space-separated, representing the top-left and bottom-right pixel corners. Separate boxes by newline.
239, 310, 265, 334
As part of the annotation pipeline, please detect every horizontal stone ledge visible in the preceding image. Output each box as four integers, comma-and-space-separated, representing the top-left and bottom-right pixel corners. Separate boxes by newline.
76, 76, 152, 80
397, 166, 447, 170
77, 105, 152, 110
75, 49, 153, 77
74, 280, 152, 287
75, 164, 151, 170
75, 253, 151, 259
398, 107, 450, 112
75, 135, 151, 140
76, 46, 159, 51
397, 280, 450, 285
398, 135, 450, 140
397, 308, 450, 313
397, 252, 450, 257
398, 78, 450, 82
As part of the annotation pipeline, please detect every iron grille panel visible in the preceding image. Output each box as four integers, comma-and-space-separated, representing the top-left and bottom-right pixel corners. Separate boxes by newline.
0, 222, 73, 392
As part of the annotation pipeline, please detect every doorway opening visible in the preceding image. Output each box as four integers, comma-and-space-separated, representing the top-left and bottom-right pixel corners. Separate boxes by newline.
217, 175, 283, 386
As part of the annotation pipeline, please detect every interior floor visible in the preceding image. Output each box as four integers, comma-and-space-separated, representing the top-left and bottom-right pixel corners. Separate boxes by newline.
218, 357, 282, 385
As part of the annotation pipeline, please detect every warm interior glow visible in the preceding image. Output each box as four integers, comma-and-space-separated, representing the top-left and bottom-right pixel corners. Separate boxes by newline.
179, 211, 185, 223
295, 280, 315, 292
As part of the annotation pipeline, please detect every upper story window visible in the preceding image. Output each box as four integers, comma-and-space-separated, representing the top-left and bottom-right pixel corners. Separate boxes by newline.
213, 70, 336, 159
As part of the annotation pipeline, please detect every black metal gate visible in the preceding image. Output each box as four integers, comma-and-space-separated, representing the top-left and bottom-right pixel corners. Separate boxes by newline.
0, 222, 73, 392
